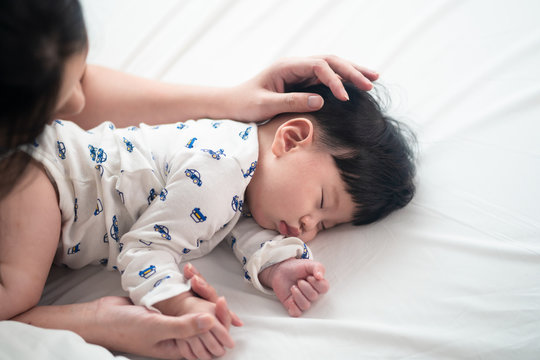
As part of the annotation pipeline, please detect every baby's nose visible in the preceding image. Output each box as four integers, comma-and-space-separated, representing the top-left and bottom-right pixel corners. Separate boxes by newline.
300, 214, 317, 233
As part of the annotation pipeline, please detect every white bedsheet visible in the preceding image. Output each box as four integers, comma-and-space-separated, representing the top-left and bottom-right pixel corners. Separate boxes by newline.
2, 0, 539, 359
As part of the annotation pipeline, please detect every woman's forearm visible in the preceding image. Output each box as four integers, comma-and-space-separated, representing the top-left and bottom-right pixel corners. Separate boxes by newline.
12, 301, 101, 343
68, 65, 233, 129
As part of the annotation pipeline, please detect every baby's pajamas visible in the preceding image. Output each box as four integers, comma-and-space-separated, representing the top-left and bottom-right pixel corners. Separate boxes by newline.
25, 119, 311, 310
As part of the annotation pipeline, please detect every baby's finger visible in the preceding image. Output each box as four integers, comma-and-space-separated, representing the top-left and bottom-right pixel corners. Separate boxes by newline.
187, 337, 213, 360
200, 331, 226, 358
215, 296, 243, 328
209, 321, 235, 349
190, 275, 218, 303
291, 285, 311, 312
284, 296, 303, 317
307, 275, 330, 294
183, 263, 200, 279
215, 297, 232, 329
297, 279, 319, 302
177, 339, 197, 360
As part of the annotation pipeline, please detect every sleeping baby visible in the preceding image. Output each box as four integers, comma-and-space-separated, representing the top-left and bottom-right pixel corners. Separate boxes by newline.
6, 82, 416, 357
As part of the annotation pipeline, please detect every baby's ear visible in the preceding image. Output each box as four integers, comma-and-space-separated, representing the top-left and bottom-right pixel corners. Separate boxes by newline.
271, 118, 314, 156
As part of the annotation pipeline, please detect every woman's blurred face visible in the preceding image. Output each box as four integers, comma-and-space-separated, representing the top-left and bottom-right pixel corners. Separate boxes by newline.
53, 47, 88, 119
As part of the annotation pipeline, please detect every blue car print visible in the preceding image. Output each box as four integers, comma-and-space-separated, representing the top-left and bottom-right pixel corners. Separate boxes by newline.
201, 148, 226, 160
110, 215, 119, 242
123, 137, 134, 152
117, 190, 125, 204
177, 123, 187, 130
95, 164, 104, 177
88, 145, 108, 163
242, 161, 257, 178
301, 244, 310, 259
164, 162, 171, 176
154, 224, 171, 240
94, 199, 103, 216
159, 188, 168, 201
148, 188, 158, 204
239, 126, 252, 140
96, 148, 107, 163
139, 265, 156, 279
186, 137, 197, 148
67, 242, 81, 255
190, 208, 207, 223
185, 169, 202, 186
153, 275, 171, 287
57, 141, 66, 159
231, 195, 243, 212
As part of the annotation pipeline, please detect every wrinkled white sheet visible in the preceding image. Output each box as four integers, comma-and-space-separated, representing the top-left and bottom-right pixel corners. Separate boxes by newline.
2, 0, 539, 359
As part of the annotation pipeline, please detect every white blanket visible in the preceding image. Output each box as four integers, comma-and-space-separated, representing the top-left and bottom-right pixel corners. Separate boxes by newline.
2, 0, 539, 359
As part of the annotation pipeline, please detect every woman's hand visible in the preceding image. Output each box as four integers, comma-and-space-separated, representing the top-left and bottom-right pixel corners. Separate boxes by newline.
226, 55, 379, 122
184, 263, 243, 328
86, 264, 241, 359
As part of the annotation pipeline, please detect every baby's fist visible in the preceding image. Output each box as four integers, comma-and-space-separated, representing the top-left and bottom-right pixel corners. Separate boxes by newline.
260, 258, 329, 317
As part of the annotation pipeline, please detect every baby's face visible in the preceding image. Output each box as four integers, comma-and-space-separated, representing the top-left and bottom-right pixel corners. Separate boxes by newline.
245, 143, 355, 243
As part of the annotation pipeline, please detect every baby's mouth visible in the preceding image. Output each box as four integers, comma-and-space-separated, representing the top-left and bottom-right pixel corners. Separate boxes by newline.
279, 221, 300, 237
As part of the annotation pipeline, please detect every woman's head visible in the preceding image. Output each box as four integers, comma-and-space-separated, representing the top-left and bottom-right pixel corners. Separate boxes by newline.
0, 0, 87, 196
294, 82, 417, 225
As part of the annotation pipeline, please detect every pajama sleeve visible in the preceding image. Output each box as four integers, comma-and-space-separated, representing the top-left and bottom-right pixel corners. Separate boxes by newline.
117, 151, 246, 311
226, 216, 313, 295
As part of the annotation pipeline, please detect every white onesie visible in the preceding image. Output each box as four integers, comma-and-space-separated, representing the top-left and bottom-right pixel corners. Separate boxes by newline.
26, 119, 311, 310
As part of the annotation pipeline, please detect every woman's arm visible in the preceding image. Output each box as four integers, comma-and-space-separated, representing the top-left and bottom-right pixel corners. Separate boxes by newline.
12, 264, 238, 359
68, 56, 378, 129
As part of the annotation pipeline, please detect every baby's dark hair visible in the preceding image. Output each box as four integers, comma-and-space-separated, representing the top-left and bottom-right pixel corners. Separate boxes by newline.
290, 82, 417, 225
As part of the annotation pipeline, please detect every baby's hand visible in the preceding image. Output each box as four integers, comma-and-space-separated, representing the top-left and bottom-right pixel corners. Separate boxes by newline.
155, 292, 234, 359
259, 258, 329, 317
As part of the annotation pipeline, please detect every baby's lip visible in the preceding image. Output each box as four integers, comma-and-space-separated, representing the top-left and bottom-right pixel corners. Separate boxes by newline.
279, 221, 300, 237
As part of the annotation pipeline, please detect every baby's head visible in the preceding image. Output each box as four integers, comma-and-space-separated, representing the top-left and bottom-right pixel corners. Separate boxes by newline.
300, 82, 416, 225
246, 82, 416, 242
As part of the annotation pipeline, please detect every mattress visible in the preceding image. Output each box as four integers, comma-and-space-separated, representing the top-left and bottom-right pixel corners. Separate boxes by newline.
1, 0, 539, 359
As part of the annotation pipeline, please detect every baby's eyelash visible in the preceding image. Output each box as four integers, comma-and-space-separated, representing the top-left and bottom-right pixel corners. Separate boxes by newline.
320, 190, 326, 230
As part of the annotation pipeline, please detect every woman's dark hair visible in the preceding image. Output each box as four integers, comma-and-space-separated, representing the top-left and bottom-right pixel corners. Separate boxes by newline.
289, 82, 417, 225
0, 0, 87, 198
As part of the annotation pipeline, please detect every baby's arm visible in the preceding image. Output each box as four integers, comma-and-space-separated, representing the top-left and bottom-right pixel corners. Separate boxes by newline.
258, 258, 329, 317
227, 217, 328, 316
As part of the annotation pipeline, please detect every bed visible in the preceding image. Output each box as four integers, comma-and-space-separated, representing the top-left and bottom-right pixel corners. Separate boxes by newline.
1, 0, 539, 359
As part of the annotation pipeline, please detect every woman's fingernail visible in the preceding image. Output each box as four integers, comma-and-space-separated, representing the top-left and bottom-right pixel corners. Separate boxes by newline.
308, 95, 323, 108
